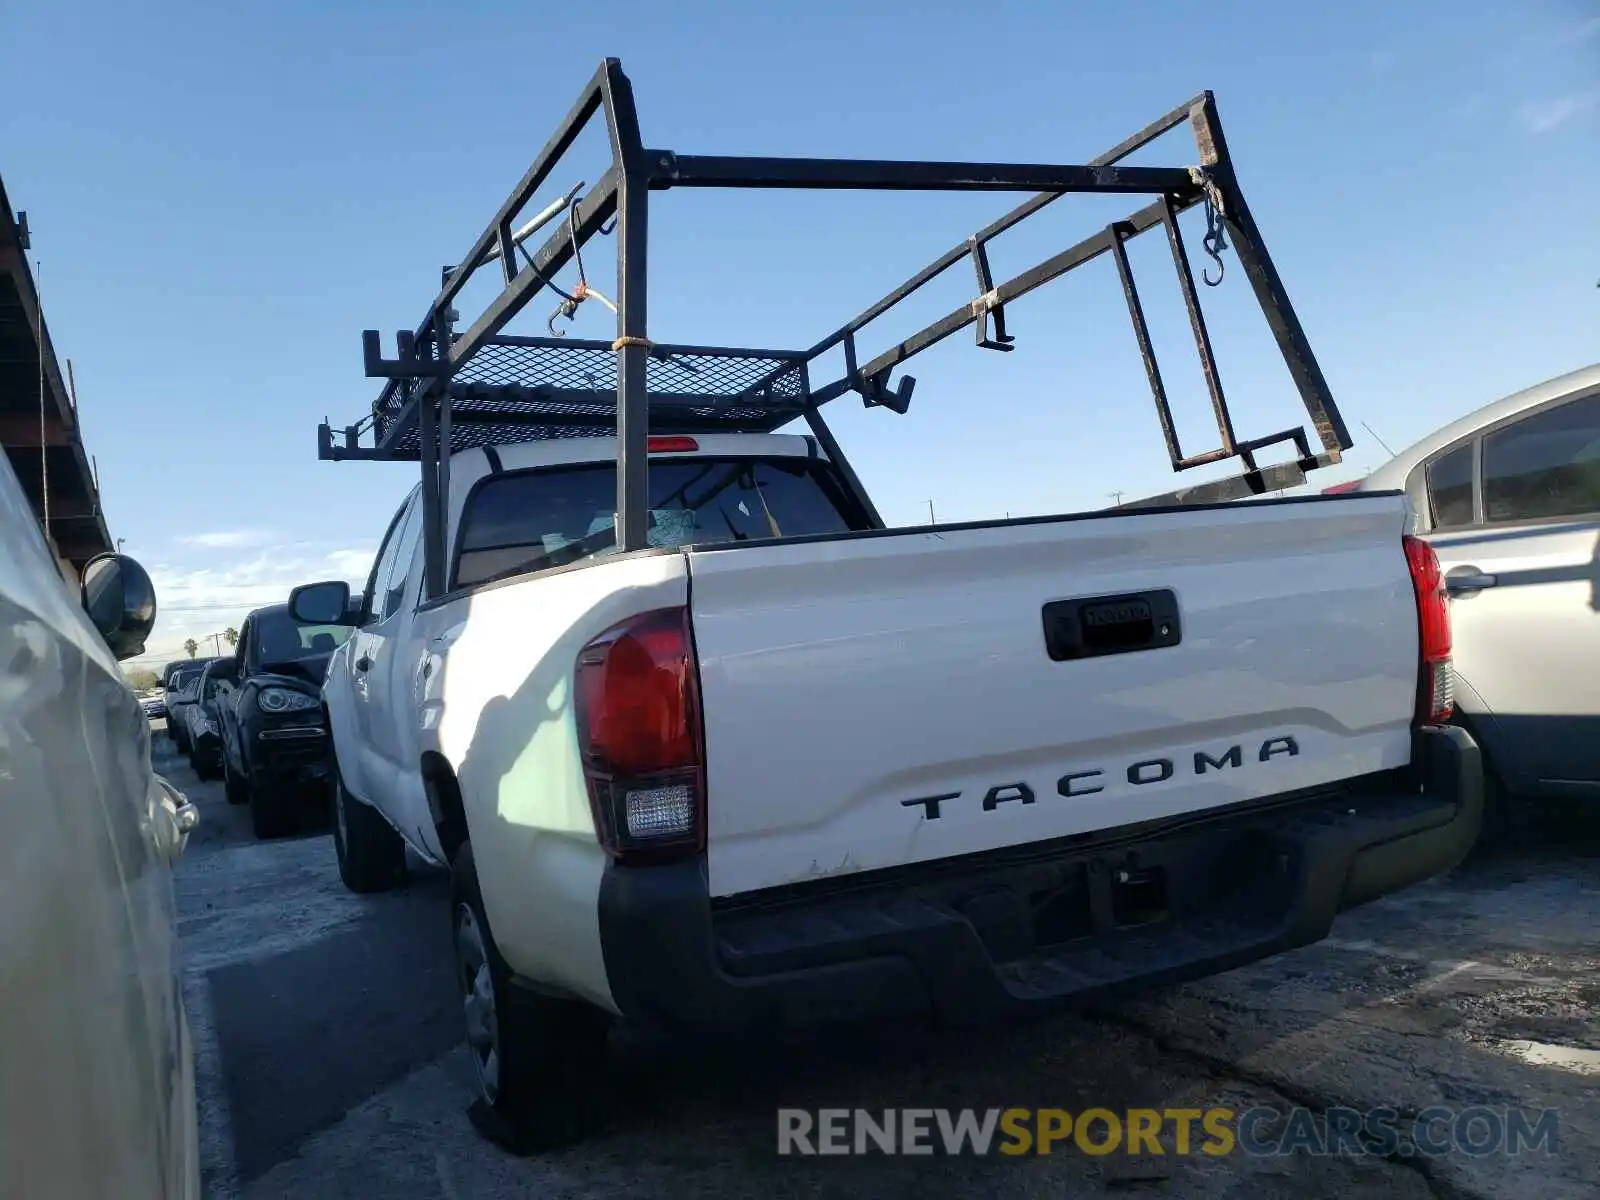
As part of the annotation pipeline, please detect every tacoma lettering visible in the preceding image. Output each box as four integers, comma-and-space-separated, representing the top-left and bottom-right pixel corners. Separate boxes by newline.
901, 736, 1301, 818
1127, 758, 1174, 785
982, 783, 1035, 811
1195, 745, 1244, 773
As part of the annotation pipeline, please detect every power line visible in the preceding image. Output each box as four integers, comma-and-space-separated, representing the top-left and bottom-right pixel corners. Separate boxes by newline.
1360, 420, 1397, 458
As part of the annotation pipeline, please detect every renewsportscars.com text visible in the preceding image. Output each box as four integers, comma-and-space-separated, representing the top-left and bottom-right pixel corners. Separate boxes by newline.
776, 1106, 1560, 1158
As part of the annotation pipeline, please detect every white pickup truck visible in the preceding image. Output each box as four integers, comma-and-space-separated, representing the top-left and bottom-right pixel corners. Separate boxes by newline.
291, 60, 1482, 1146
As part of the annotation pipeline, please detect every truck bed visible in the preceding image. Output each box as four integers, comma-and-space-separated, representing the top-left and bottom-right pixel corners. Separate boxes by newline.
686, 492, 1419, 898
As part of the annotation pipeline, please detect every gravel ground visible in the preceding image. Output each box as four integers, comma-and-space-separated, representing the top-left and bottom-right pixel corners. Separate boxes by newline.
153, 727, 1600, 1200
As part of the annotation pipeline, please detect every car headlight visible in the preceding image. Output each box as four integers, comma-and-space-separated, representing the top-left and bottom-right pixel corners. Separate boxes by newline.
258, 688, 319, 714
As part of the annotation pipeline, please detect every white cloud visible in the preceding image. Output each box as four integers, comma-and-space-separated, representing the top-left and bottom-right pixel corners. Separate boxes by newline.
1519, 89, 1600, 134
126, 541, 377, 668
176, 529, 275, 549
1562, 15, 1600, 43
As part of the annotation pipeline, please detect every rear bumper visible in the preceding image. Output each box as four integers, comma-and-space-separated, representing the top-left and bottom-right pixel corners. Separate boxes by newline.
594, 724, 1482, 1032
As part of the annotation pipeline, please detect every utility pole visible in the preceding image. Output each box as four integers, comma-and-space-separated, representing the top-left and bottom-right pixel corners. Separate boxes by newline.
1108, 490, 1125, 506
116, 538, 125, 553
209, 632, 222, 656
926, 499, 937, 524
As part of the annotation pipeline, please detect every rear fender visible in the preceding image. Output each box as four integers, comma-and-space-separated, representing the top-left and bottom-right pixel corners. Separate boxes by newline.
415, 553, 692, 1010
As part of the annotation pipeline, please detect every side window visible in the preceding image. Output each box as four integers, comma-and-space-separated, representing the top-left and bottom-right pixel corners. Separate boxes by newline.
235, 622, 252, 675
381, 497, 426, 619
1482, 394, 1600, 524
364, 492, 417, 623
1424, 443, 1475, 530
371, 490, 422, 623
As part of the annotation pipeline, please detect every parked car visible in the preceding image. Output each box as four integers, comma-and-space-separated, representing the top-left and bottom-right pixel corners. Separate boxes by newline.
181, 661, 227, 781
213, 603, 353, 838
163, 659, 219, 752
140, 690, 167, 720
1340, 361, 1600, 824
0, 446, 200, 1196
159, 660, 198, 731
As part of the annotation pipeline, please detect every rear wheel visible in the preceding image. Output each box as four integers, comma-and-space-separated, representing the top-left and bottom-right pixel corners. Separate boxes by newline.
332, 770, 407, 893
1476, 757, 1528, 850
451, 841, 610, 1150
248, 773, 296, 840
223, 754, 248, 805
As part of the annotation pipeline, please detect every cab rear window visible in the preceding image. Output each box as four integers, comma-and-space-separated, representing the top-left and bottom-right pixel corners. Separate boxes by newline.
453, 457, 861, 589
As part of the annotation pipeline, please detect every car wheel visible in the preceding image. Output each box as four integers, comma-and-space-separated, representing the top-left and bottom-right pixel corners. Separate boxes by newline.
1475, 756, 1529, 851
331, 770, 407, 893
248, 773, 296, 840
1455, 718, 1526, 855
451, 841, 610, 1150
222, 755, 248, 806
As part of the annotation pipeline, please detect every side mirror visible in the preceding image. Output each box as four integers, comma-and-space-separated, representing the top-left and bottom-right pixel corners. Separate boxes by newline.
212, 657, 240, 682
289, 579, 354, 626
81, 553, 158, 661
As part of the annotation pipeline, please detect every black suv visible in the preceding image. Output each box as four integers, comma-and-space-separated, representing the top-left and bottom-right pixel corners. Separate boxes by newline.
213, 603, 352, 839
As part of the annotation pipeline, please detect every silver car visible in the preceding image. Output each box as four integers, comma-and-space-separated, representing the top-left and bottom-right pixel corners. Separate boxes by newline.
1346, 361, 1600, 814
1, 440, 200, 1196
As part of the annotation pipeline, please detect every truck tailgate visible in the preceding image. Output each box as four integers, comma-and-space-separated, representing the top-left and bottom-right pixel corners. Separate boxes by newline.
687, 495, 1419, 899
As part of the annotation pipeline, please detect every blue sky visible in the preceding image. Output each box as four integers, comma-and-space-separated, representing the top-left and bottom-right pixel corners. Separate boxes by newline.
4, 0, 1596, 666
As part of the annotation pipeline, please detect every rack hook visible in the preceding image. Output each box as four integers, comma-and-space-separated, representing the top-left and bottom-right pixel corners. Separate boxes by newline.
1187, 166, 1230, 287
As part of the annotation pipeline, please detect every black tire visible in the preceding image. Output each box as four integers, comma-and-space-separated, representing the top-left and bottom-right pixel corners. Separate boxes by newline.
1456, 718, 1525, 856
450, 842, 610, 1150
331, 770, 407, 893
222, 754, 248, 806
1476, 759, 1527, 851
248, 773, 297, 840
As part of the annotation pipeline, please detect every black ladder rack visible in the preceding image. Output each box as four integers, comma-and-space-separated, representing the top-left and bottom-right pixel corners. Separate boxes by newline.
319, 57, 1352, 600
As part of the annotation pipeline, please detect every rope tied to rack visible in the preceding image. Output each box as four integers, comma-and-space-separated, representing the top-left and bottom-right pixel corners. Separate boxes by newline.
548, 195, 619, 335
1187, 166, 1230, 287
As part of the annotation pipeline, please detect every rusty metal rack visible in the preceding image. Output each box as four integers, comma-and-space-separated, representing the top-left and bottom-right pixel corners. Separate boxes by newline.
318, 57, 1353, 600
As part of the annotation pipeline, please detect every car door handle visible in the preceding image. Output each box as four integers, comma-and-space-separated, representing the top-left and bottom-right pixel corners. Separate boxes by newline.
148, 777, 199, 864
1445, 568, 1498, 594
355, 656, 372, 672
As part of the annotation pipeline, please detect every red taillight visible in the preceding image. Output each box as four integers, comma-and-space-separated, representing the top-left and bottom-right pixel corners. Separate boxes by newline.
1321, 480, 1363, 495
574, 606, 705, 864
1403, 535, 1454, 724
647, 436, 699, 453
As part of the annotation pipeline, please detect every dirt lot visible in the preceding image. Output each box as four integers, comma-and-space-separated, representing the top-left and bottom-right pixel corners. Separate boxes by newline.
153, 728, 1600, 1200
